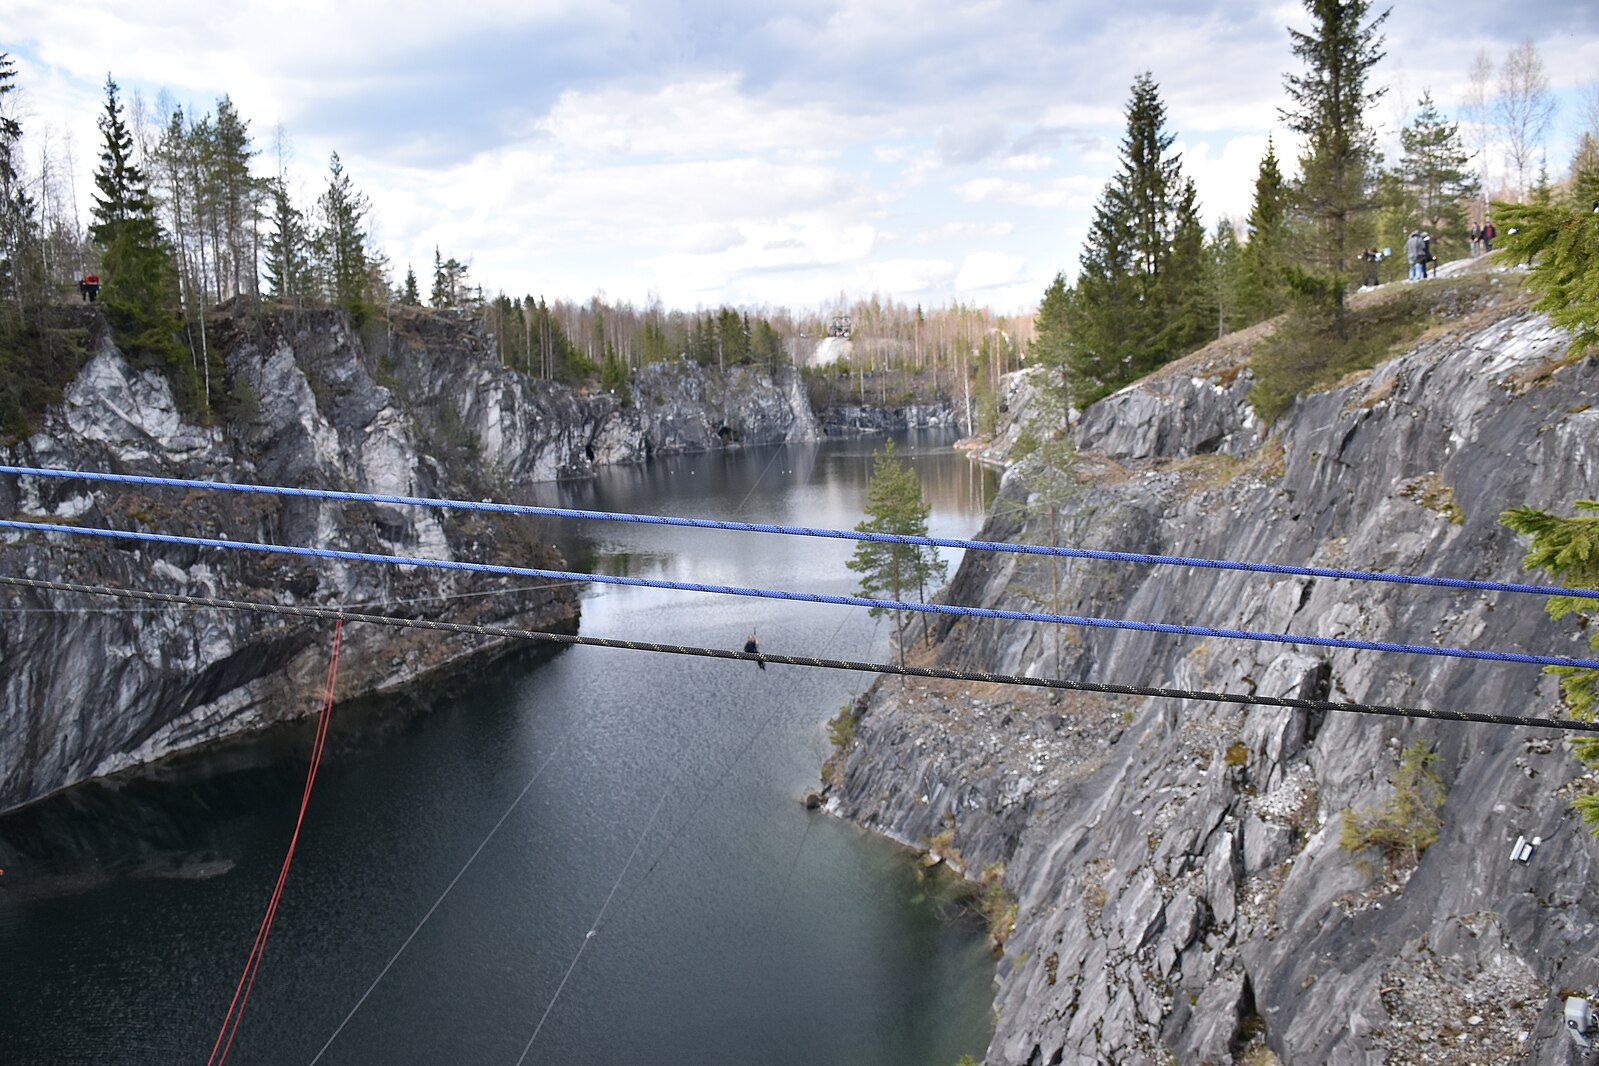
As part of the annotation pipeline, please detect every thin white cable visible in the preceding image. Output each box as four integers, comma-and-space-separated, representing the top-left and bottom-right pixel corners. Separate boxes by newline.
513, 786, 673, 1064
307, 740, 568, 1065
731, 444, 785, 516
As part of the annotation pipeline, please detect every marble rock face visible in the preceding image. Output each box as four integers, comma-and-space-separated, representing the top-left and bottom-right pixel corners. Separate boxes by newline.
831, 300, 1599, 1065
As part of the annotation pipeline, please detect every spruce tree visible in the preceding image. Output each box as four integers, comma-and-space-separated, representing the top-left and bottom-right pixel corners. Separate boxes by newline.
1280, 0, 1389, 333
1502, 501, 1599, 828
1160, 176, 1210, 353
0, 52, 41, 313
1398, 91, 1478, 250
1061, 72, 1203, 408
1064, 183, 1134, 405
1493, 198, 1599, 351
312, 151, 371, 324
1204, 219, 1247, 340
430, 246, 449, 307
1027, 272, 1072, 421
401, 264, 420, 306
1570, 133, 1599, 211
263, 175, 310, 303
90, 76, 192, 405
1121, 74, 1182, 286
1237, 137, 1289, 322
1055, 69, 1202, 404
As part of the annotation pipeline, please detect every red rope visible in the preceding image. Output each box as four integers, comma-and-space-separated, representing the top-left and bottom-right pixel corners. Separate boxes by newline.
207, 620, 344, 1066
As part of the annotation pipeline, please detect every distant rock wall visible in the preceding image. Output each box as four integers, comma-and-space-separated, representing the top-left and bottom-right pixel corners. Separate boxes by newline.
829, 291, 1599, 1064
819, 401, 962, 435
0, 306, 818, 812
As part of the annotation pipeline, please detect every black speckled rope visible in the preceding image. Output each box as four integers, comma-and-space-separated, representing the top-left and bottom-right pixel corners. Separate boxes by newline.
4, 574, 1595, 734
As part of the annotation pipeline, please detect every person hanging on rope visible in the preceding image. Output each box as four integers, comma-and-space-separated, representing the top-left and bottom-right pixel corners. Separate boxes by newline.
744, 629, 765, 670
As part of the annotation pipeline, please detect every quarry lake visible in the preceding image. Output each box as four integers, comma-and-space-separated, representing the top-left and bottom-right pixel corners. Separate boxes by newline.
0, 430, 999, 1065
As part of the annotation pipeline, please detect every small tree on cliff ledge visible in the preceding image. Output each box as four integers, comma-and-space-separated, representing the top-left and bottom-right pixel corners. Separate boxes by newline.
848, 440, 945, 669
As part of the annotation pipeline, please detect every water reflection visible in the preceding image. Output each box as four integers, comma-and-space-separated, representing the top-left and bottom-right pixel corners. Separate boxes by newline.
0, 430, 1000, 1066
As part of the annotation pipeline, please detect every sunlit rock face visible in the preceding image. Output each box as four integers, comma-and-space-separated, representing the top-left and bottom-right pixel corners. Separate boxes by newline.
832, 296, 1599, 1065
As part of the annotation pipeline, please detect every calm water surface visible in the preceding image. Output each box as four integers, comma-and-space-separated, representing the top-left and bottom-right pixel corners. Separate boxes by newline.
0, 431, 999, 1065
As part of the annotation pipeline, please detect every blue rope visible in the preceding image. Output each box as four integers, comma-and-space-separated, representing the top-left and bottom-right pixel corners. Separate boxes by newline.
4, 465, 1596, 602
5, 518, 1598, 671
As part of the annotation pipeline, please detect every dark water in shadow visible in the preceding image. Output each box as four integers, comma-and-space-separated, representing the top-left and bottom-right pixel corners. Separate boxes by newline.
0, 431, 999, 1066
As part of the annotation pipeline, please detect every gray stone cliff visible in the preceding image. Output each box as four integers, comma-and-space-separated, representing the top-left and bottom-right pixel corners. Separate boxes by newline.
828, 279, 1599, 1064
0, 306, 819, 813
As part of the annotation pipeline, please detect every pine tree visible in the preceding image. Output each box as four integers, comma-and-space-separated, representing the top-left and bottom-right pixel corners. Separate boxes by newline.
312, 151, 371, 324
1280, 0, 1389, 333
1237, 137, 1290, 323
846, 439, 946, 668
401, 264, 420, 306
1398, 91, 1478, 251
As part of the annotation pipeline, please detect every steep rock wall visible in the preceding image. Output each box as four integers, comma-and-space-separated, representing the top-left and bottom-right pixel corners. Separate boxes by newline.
830, 287, 1599, 1065
819, 400, 962, 435
379, 310, 818, 483
0, 306, 818, 813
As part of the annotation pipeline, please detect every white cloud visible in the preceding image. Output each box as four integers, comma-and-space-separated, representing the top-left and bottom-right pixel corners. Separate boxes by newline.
955, 252, 1026, 292
846, 258, 958, 296
536, 77, 864, 162
1002, 153, 1055, 172
886, 221, 1016, 247
953, 175, 1099, 210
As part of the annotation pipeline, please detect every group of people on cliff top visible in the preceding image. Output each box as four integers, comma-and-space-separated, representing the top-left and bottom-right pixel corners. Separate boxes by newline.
1468, 220, 1496, 257
1405, 230, 1436, 280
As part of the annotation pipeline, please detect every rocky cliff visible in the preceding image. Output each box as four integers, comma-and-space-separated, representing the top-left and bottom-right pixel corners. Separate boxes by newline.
818, 400, 962, 436
827, 274, 1599, 1065
0, 305, 819, 813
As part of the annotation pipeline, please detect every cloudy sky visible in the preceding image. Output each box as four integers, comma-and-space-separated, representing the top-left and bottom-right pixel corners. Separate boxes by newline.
5, 1, 1596, 314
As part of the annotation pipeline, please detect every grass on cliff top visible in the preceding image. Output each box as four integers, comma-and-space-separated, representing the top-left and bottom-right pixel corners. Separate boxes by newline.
1247, 270, 1526, 424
